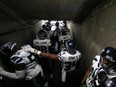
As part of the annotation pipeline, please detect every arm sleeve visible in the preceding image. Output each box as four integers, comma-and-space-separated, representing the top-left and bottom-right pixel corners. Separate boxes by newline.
1, 69, 25, 79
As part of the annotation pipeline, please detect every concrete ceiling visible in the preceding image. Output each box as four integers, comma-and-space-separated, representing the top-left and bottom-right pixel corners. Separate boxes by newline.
0, 0, 86, 20
0, 0, 108, 24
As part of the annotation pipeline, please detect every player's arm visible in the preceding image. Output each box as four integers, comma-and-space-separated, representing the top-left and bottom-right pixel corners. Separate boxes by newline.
40, 52, 58, 60
0, 63, 26, 79
28, 46, 58, 60
81, 64, 92, 84
25, 45, 59, 60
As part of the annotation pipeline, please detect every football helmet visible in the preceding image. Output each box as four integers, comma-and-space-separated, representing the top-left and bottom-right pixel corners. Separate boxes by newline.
42, 24, 47, 29
65, 40, 76, 54
0, 41, 16, 57
100, 47, 116, 64
38, 30, 47, 39
55, 22, 59, 27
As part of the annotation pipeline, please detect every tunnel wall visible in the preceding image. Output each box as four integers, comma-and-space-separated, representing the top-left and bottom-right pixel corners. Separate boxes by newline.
0, 10, 42, 46
71, 0, 116, 80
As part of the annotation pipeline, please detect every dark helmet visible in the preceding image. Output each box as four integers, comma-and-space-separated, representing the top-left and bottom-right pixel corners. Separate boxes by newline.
100, 76, 116, 87
55, 22, 59, 27
0, 41, 16, 57
42, 23, 51, 32
101, 47, 116, 63
42, 24, 47, 29
65, 40, 76, 54
38, 30, 47, 39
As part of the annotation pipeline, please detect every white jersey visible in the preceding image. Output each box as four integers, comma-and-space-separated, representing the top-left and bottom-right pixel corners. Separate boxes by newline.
10, 47, 43, 80
58, 49, 81, 82
59, 35, 72, 46
59, 30, 72, 50
33, 38, 51, 53
86, 55, 101, 87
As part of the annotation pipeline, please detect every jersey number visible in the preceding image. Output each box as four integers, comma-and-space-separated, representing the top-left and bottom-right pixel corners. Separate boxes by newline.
36, 46, 47, 52
64, 61, 77, 71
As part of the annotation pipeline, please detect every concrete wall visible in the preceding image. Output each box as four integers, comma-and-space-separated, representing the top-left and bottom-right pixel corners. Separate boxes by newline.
70, 0, 116, 81
0, 11, 42, 46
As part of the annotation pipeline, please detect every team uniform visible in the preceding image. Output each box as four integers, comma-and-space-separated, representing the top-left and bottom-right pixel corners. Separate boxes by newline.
10, 46, 48, 87
59, 29, 72, 50
50, 22, 61, 53
0, 41, 48, 87
86, 55, 102, 87
86, 55, 116, 87
85, 47, 116, 87
33, 31, 54, 81
58, 48, 81, 82
33, 38, 51, 53
25, 39, 81, 86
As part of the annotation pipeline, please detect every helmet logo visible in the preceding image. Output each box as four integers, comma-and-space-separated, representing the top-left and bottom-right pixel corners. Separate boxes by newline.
106, 50, 110, 53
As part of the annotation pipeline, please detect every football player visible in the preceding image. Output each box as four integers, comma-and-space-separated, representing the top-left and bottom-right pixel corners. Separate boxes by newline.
81, 46, 116, 87
45, 21, 51, 32
0, 41, 49, 87
59, 29, 72, 50
33, 30, 51, 53
42, 24, 52, 39
25, 39, 81, 86
33, 29, 54, 81
50, 22, 60, 53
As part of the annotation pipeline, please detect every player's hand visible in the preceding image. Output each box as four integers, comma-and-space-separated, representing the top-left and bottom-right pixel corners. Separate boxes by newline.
21, 45, 41, 55
21, 45, 35, 52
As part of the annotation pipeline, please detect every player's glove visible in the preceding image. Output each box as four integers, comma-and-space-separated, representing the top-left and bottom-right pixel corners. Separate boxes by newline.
32, 49, 41, 55
21, 45, 41, 55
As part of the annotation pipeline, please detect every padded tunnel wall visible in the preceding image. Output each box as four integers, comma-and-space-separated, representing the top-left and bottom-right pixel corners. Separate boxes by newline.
70, 0, 116, 81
